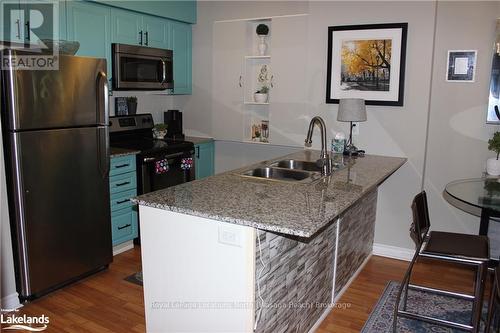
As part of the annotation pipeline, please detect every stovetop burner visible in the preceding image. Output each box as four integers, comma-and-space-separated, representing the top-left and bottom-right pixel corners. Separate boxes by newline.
109, 114, 194, 157
111, 137, 194, 156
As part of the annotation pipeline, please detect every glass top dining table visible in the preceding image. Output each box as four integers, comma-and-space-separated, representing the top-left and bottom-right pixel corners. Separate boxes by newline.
445, 178, 500, 235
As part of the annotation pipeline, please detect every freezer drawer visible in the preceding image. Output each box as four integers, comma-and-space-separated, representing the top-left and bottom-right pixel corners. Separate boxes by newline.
5, 127, 112, 298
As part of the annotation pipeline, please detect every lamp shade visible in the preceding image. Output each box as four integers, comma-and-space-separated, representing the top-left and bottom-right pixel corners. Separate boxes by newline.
337, 98, 367, 122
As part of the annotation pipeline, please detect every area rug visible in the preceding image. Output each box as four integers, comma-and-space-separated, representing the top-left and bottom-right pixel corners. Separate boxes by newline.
361, 281, 490, 332
124, 271, 143, 286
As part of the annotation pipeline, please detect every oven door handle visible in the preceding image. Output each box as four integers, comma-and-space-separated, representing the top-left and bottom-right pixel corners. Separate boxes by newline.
143, 152, 185, 163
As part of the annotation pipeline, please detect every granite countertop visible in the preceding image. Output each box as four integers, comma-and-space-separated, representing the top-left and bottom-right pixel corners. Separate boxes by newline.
133, 150, 406, 238
110, 147, 140, 158
185, 136, 214, 145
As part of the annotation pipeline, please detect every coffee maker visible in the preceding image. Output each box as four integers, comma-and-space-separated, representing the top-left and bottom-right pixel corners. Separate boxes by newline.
164, 110, 184, 140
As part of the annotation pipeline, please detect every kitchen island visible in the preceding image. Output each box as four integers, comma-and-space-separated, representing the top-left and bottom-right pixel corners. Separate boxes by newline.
133, 150, 405, 333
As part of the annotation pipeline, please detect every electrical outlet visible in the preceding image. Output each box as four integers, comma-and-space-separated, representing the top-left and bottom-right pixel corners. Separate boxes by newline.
352, 122, 360, 135
218, 226, 242, 247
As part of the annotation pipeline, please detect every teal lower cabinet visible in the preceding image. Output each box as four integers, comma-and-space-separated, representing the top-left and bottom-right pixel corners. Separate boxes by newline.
194, 141, 214, 180
109, 154, 138, 247
111, 206, 138, 246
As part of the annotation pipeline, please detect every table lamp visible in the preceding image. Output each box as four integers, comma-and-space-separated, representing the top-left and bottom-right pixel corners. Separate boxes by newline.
337, 98, 367, 156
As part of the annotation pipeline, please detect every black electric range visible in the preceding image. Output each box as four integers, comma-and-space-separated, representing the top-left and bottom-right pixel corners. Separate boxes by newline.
109, 113, 195, 194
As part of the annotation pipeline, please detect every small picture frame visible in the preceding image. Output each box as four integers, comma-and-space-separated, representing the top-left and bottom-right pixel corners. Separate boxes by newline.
446, 50, 477, 82
115, 97, 129, 116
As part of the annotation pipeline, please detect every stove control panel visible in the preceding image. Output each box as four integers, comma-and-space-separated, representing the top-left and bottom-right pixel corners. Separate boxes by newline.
109, 114, 154, 133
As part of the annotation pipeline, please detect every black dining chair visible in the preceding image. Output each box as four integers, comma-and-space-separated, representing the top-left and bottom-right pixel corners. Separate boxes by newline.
486, 267, 500, 333
393, 191, 490, 333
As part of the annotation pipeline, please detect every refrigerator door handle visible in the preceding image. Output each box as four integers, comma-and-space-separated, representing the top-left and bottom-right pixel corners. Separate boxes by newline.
97, 126, 110, 179
96, 71, 109, 126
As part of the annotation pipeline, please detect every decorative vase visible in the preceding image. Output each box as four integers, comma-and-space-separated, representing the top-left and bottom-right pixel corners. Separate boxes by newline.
487, 157, 500, 176
258, 35, 267, 56
254, 93, 268, 103
127, 101, 137, 115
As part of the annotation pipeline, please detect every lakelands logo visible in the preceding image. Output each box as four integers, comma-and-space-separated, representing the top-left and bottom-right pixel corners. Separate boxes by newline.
0, 0, 60, 70
1, 314, 49, 331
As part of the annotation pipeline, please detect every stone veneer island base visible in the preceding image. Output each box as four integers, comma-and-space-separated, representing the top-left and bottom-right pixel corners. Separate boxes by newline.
134, 151, 405, 332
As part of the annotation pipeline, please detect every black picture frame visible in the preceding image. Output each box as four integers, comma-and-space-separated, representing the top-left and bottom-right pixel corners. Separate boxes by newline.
326, 23, 408, 106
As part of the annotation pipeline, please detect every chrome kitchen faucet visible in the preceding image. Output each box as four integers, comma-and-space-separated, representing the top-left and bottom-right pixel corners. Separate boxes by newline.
305, 116, 332, 176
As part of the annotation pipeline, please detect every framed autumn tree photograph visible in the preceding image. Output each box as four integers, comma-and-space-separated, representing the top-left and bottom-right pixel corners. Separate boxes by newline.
326, 23, 408, 106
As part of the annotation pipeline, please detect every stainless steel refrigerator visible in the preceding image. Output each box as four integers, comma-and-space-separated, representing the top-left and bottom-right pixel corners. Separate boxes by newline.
1, 50, 112, 300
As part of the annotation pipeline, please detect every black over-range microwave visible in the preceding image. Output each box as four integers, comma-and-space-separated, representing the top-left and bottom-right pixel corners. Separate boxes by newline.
112, 43, 173, 90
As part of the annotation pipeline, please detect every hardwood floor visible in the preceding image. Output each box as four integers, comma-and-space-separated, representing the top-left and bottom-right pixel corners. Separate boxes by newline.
9, 249, 482, 333
316, 256, 476, 333
13, 247, 145, 333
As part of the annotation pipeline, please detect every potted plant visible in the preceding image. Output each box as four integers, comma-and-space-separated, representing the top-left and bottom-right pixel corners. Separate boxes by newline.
153, 123, 168, 139
256, 23, 269, 56
254, 86, 269, 103
127, 96, 138, 115
487, 131, 500, 175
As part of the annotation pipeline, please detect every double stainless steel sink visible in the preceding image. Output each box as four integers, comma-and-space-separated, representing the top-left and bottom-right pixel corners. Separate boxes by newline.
239, 159, 344, 183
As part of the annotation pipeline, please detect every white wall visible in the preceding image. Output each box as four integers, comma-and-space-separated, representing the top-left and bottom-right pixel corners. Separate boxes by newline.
424, 2, 500, 256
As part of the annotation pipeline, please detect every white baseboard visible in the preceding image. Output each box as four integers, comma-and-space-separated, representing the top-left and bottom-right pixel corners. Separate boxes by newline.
373, 243, 413, 261
112, 240, 134, 256
1, 292, 22, 311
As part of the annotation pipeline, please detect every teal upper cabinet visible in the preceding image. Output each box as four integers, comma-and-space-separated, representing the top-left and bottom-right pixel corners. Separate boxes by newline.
67, 1, 111, 75
171, 21, 192, 95
1, 0, 66, 43
90, 0, 196, 24
110, 8, 141, 45
111, 8, 169, 49
142, 15, 169, 49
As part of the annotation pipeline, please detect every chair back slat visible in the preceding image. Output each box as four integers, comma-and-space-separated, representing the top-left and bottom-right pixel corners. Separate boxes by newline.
410, 191, 431, 246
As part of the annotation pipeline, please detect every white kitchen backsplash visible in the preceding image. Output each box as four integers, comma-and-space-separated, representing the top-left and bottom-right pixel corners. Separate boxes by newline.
109, 91, 175, 124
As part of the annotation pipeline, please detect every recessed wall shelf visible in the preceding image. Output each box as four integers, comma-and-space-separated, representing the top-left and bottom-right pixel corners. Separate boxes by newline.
212, 14, 308, 146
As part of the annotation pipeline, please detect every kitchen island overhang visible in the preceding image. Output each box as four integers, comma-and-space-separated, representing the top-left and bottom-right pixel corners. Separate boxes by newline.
133, 150, 406, 333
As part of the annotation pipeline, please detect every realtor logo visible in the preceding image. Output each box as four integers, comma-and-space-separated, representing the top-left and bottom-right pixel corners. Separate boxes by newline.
1, 0, 59, 70
0, 309, 49, 331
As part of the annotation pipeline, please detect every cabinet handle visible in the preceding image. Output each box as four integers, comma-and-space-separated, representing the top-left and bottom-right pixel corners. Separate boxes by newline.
145, 31, 149, 46
196, 146, 200, 159
238, 75, 242, 88
270, 75, 274, 88
15, 19, 21, 39
139, 30, 143, 45
116, 199, 129, 204
25, 21, 30, 40
116, 181, 130, 187
118, 224, 131, 230
114, 164, 130, 169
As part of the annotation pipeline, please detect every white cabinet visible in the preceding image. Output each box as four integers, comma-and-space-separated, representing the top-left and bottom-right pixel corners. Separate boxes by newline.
212, 15, 308, 146
268, 15, 308, 146
212, 20, 247, 141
